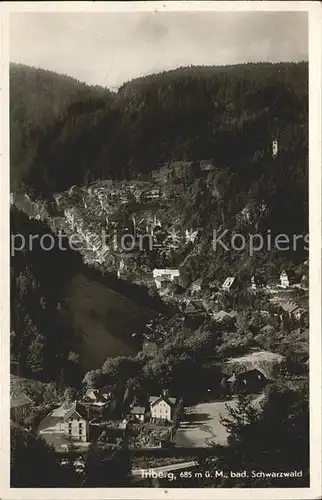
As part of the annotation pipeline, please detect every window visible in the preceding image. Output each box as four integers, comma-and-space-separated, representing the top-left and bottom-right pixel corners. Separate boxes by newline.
68, 429, 72, 435
79, 422, 82, 429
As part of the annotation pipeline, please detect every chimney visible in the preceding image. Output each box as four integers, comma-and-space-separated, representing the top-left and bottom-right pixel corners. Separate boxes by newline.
161, 389, 169, 397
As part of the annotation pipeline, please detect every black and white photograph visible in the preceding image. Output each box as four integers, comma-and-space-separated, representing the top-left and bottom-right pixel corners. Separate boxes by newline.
1, 1, 321, 498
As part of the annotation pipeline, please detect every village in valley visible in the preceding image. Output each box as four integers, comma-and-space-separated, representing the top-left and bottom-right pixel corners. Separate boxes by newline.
10, 156, 309, 482
8, 9, 310, 483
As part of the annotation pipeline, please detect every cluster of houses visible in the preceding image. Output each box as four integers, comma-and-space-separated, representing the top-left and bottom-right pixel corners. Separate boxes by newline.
60, 387, 177, 446
129, 389, 177, 424
152, 268, 180, 289
10, 384, 178, 452
152, 269, 305, 297
150, 267, 307, 322
84, 180, 167, 207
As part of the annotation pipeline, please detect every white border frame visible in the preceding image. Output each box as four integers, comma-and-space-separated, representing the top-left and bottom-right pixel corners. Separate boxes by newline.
1, 2, 321, 499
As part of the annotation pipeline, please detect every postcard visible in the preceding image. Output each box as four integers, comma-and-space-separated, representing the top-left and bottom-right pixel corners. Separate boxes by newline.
1, 2, 321, 499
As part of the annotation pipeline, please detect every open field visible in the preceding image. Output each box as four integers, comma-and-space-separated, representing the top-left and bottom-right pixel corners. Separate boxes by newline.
175, 394, 265, 448
64, 273, 155, 371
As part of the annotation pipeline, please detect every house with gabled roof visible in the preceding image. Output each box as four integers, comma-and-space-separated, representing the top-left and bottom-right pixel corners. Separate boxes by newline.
83, 385, 113, 406
226, 368, 269, 394
129, 406, 146, 422
149, 389, 177, 422
63, 402, 89, 442
153, 268, 180, 289
10, 392, 32, 422
279, 270, 298, 288
222, 276, 236, 291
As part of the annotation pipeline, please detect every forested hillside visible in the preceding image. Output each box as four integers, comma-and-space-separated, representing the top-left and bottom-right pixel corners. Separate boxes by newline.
10, 61, 308, 252
10, 207, 83, 385
10, 62, 307, 193
10, 63, 110, 189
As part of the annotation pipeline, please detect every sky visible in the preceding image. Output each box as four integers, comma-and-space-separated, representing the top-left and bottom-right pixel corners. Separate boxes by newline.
9, 10, 308, 89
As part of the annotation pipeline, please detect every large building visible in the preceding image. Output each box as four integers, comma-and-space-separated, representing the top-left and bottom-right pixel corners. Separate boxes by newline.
149, 390, 177, 422
63, 402, 89, 443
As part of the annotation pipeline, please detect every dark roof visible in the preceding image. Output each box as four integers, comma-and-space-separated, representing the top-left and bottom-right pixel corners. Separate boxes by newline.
98, 385, 114, 394
130, 406, 146, 415
149, 395, 177, 407
228, 368, 268, 383
63, 402, 88, 422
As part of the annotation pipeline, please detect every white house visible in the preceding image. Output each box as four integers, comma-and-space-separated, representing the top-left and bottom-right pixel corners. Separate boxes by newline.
63, 402, 89, 442
280, 271, 289, 288
149, 389, 177, 422
152, 269, 180, 289
222, 277, 236, 291
272, 139, 278, 158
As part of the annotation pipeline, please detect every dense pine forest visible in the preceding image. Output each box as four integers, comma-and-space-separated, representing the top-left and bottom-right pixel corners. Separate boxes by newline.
10, 61, 308, 245
10, 63, 110, 190
10, 207, 83, 385
11, 64, 307, 183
